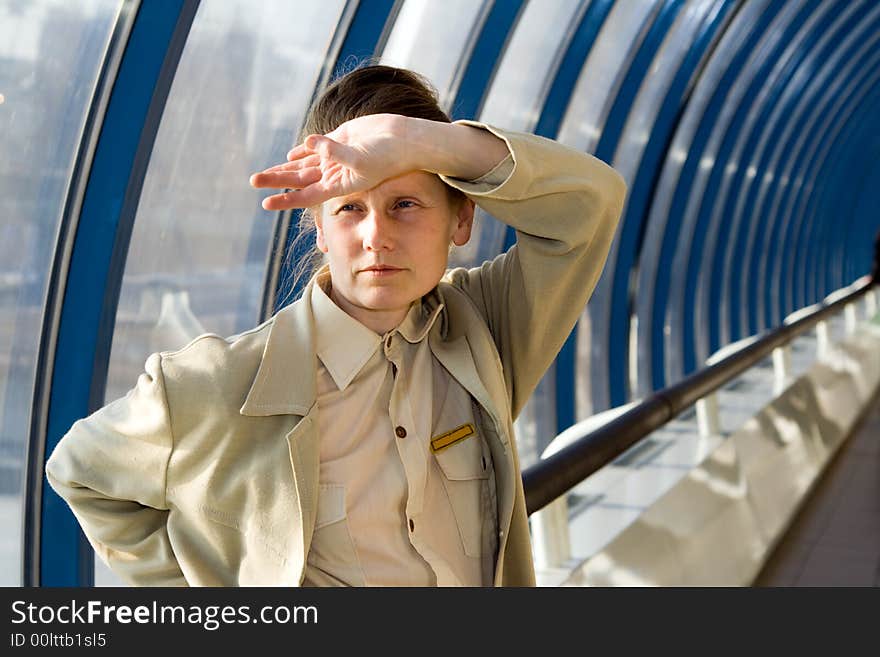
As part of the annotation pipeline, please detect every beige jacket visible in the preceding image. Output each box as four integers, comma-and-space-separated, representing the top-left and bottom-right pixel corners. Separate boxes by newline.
45, 122, 626, 586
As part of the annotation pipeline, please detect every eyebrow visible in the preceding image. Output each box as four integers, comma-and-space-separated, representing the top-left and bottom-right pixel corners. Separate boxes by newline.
329, 189, 436, 209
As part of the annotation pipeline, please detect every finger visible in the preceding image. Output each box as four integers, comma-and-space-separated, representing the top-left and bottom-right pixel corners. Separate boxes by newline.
249, 166, 321, 189
262, 154, 320, 173
260, 185, 332, 211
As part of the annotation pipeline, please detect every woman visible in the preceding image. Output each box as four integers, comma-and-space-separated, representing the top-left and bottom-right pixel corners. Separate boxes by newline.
46, 65, 626, 586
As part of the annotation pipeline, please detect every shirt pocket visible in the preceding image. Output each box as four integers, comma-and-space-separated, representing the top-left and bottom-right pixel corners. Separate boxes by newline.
307, 484, 365, 586
433, 428, 490, 558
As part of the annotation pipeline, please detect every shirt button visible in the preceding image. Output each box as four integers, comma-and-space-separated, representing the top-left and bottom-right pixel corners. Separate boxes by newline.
395, 426, 407, 438
409, 518, 415, 532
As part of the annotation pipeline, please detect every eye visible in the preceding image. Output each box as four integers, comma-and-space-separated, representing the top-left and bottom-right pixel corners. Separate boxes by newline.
334, 203, 360, 214
394, 199, 418, 209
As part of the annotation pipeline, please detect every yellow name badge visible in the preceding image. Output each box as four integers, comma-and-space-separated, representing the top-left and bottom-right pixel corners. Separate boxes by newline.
430, 423, 475, 453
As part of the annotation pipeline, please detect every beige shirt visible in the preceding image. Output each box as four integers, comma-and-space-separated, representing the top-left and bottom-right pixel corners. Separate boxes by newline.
303, 271, 497, 586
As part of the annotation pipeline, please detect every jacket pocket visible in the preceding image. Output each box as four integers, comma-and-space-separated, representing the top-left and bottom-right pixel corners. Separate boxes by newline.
433, 431, 489, 557
197, 504, 291, 580
306, 484, 365, 586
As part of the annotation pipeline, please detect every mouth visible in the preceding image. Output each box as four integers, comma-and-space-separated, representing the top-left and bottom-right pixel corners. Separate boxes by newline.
360, 265, 404, 276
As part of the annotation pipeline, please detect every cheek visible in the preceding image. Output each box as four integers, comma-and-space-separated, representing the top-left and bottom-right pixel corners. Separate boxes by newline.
417, 227, 455, 270
322, 224, 358, 258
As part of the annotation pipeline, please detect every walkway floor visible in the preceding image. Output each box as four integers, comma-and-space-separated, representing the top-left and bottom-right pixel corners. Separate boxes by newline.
754, 389, 880, 587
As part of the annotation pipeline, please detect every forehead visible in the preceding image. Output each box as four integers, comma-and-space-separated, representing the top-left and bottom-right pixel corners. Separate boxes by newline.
340, 171, 448, 201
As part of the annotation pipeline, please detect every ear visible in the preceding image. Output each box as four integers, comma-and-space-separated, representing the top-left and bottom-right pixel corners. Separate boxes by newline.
451, 198, 475, 247
314, 209, 329, 253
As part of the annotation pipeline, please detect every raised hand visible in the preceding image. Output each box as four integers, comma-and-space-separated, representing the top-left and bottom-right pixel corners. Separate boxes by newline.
249, 113, 414, 212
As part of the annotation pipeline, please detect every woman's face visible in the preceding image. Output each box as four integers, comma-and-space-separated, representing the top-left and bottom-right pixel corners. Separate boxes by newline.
315, 171, 473, 331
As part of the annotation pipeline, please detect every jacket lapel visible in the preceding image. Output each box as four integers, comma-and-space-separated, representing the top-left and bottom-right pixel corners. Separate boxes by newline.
433, 283, 517, 580
285, 408, 319, 585
239, 286, 321, 585
239, 293, 316, 417
429, 334, 502, 435
431, 284, 510, 449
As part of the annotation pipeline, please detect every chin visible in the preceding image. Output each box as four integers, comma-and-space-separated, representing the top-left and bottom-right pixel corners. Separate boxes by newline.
358, 288, 416, 310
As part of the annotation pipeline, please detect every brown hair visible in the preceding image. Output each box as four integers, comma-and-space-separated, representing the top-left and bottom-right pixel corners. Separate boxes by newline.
279, 63, 466, 306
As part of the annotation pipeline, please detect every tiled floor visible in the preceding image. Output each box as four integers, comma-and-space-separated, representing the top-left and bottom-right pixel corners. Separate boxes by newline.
754, 389, 880, 587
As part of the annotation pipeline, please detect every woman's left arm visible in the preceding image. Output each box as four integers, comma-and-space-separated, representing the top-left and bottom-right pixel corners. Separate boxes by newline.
439, 121, 627, 419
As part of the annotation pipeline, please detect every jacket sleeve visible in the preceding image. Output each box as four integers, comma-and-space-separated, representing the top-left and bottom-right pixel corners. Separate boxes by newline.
45, 352, 187, 586
441, 120, 627, 419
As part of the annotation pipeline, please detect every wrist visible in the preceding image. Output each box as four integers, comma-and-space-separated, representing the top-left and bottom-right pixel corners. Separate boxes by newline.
404, 117, 508, 180
398, 116, 450, 175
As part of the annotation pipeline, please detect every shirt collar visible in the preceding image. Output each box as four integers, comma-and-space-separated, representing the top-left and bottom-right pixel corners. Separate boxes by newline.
310, 267, 444, 391
395, 287, 444, 344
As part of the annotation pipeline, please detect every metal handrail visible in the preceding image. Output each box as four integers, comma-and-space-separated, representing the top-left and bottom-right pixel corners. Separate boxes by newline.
522, 275, 876, 515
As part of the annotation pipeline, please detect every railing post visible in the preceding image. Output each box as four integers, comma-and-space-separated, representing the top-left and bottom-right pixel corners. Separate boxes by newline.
696, 393, 721, 438
866, 288, 878, 319
816, 319, 830, 358
772, 344, 792, 395
844, 302, 857, 335
530, 496, 571, 570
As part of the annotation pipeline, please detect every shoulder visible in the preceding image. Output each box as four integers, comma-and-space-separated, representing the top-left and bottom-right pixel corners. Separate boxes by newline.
153, 293, 313, 413
437, 278, 481, 321
436, 279, 496, 346
157, 316, 275, 382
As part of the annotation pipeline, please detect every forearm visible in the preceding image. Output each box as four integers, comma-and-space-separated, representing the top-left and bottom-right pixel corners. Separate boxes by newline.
46, 470, 187, 586
403, 116, 510, 181
45, 353, 187, 586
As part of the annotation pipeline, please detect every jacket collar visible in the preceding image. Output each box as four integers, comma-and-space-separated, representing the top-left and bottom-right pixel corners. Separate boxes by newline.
239, 274, 496, 423
239, 279, 318, 417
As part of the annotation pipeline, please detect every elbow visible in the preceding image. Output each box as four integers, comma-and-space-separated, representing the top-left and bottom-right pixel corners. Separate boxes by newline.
597, 166, 627, 240
609, 167, 628, 213
596, 158, 627, 220
577, 155, 628, 234
574, 164, 627, 245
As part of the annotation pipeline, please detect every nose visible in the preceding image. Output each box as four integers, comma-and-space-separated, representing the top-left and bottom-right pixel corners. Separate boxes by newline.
360, 208, 395, 252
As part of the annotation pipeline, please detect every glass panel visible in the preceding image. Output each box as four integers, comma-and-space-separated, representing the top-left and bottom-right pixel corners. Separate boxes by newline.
557, 0, 658, 417
480, 0, 582, 132
612, 0, 715, 188
634, 0, 769, 388
0, 0, 121, 586
380, 0, 489, 109
608, 0, 717, 397
99, 0, 347, 586
557, 0, 658, 153
716, 2, 835, 345
747, 2, 871, 333
706, 2, 831, 351
461, 0, 583, 269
